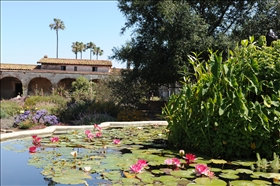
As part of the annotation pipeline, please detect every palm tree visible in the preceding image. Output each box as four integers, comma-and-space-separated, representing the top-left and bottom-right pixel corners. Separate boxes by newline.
49, 18, 65, 58
71, 41, 80, 59
86, 42, 96, 60
78, 42, 87, 59
92, 46, 104, 60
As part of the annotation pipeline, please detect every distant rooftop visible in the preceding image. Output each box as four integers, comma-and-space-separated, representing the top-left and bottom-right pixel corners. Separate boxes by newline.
38, 56, 112, 66
0, 63, 39, 70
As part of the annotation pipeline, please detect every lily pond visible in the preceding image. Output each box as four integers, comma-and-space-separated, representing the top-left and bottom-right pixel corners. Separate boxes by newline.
1, 124, 280, 186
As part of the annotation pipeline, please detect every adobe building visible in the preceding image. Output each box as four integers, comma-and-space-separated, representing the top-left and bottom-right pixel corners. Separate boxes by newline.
0, 56, 120, 100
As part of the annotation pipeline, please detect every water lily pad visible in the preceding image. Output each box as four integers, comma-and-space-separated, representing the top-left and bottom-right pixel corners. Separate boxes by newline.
210, 167, 222, 172
170, 170, 196, 178
219, 173, 239, 180
194, 177, 227, 186
236, 169, 253, 174
152, 169, 164, 174
251, 172, 270, 179
231, 161, 255, 167
211, 159, 227, 164
221, 170, 239, 174
230, 180, 258, 186
252, 180, 271, 185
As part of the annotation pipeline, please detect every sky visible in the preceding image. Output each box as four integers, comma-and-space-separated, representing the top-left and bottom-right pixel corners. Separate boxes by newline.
1, 1, 133, 68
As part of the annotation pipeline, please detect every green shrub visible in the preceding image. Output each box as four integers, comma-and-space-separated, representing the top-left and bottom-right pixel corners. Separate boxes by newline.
163, 36, 280, 159
88, 101, 120, 118
24, 95, 68, 115
0, 100, 22, 118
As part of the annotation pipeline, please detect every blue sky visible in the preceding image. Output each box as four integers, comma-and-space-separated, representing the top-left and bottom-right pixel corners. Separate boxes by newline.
1, 1, 133, 68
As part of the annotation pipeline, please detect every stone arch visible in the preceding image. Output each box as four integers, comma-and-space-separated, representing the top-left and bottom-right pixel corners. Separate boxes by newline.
57, 78, 76, 90
0, 77, 23, 99
28, 77, 52, 96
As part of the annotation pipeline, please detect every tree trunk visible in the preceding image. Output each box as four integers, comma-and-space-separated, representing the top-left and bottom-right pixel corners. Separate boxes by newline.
75, 53, 77, 59
90, 49, 92, 60
56, 29, 58, 58
81, 52, 82, 59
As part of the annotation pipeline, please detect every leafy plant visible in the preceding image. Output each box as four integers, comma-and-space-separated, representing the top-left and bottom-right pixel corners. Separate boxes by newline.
163, 36, 280, 159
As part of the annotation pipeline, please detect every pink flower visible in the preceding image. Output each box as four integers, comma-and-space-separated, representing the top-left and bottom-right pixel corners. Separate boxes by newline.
32, 135, 37, 139
185, 153, 196, 164
95, 132, 102, 138
130, 163, 144, 173
172, 158, 181, 167
50, 137, 59, 142
29, 146, 36, 153
32, 136, 41, 146
85, 130, 91, 135
164, 158, 181, 167
94, 124, 102, 131
137, 159, 148, 167
195, 164, 210, 176
87, 133, 94, 139
113, 139, 121, 144
165, 158, 173, 165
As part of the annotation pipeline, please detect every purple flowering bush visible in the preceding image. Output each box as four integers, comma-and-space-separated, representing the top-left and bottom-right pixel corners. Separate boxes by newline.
14, 109, 59, 127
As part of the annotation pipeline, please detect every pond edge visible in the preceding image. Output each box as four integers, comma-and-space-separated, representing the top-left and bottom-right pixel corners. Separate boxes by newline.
0, 121, 168, 142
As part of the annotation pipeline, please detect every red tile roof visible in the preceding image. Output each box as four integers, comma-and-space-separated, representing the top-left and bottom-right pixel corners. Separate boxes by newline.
37, 58, 112, 66
0, 63, 38, 70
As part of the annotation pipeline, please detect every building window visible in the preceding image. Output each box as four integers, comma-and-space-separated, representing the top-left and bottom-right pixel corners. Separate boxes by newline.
92, 67, 98, 72
74, 66, 77, 71
61, 66, 66, 71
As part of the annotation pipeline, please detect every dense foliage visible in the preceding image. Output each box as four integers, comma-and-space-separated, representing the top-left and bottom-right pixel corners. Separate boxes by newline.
112, 0, 279, 87
163, 37, 280, 159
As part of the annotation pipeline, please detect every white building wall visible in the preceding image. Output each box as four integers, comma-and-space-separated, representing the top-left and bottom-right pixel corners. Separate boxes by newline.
40, 64, 110, 72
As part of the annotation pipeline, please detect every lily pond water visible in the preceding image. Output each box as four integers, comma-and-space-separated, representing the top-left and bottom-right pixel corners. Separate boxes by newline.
1, 125, 280, 186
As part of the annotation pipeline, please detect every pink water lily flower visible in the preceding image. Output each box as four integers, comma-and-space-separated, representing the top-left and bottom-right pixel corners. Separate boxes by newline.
29, 146, 36, 153
32, 135, 37, 139
113, 139, 121, 144
195, 164, 210, 176
50, 137, 59, 142
87, 133, 94, 139
164, 158, 173, 165
137, 159, 148, 167
32, 136, 41, 146
95, 132, 102, 138
172, 158, 181, 167
130, 163, 144, 173
85, 129, 91, 135
165, 158, 181, 167
94, 124, 102, 131
185, 153, 196, 164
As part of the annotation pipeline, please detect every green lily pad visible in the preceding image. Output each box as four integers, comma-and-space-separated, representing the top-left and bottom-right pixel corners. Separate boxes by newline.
252, 180, 271, 185
219, 173, 239, 180
231, 161, 255, 167
236, 169, 253, 174
230, 180, 259, 186
194, 177, 227, 186
211, 159, 227, 164
221, 170, 239, 174
170, 170, 196, 178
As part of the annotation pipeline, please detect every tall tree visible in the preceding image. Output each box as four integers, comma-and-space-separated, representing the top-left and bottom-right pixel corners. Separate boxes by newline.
71, 41, 80, 59
49, 18, 65, 58
92, 46, 104, 60
86, 42, 96, 60
112, 0, 259, 86
231, 0, 280, 41
78, 42, 87, 59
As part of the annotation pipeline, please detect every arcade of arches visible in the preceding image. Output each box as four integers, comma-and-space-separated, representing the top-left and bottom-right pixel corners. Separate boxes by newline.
0, 77, 100, 100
